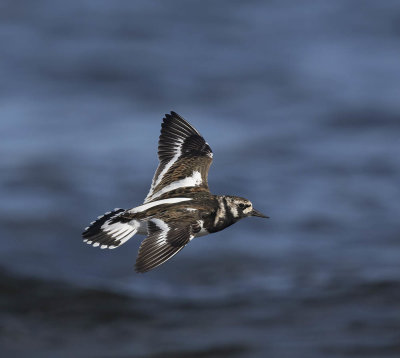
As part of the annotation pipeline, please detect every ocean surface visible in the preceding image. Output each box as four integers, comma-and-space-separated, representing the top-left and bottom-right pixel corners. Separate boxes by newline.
1, 1, 399, 357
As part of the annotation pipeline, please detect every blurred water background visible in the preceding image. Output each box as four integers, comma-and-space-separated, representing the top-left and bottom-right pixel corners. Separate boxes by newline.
1, 1, 400, 357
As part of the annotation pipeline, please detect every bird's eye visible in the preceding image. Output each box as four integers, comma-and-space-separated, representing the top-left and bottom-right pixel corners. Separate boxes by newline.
239, 203, 246, 209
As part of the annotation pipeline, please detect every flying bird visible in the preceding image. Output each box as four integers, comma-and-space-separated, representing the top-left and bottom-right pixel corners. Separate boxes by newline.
82, 111, 269, 273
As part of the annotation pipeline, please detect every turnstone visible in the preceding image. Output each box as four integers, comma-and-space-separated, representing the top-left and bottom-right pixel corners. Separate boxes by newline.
82, 111, 269, 273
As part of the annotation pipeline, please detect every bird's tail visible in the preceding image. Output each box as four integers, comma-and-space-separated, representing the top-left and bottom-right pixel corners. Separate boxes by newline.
82, 209, 139, 249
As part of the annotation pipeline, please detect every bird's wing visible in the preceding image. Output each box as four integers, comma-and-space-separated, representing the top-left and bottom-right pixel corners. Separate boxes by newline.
135, 218, 201, 273
144, 111, 213, 203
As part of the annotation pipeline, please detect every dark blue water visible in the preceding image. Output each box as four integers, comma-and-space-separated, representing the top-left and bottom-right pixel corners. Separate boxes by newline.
1, 1, 400, 357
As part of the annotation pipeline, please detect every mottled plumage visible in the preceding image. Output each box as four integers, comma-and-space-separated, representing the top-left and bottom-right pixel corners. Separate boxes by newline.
82, 111, 268, 273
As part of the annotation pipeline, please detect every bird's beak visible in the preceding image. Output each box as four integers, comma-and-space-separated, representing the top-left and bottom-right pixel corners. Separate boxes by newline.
251, 209, 269, 218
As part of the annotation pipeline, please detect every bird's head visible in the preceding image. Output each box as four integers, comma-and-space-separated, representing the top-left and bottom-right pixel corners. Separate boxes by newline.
225, 196, 269, 220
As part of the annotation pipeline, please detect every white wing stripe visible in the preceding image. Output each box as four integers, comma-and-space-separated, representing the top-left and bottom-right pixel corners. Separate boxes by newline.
145, 138, 184, 202
151, 218, 170, 233
148, 171, 202, 201
129, 198, 192, 213
214, 197, 226, 226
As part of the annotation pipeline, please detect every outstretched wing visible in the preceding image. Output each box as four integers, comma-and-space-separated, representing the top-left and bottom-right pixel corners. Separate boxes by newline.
135, 218, 201, 273
144, 111, 213, 203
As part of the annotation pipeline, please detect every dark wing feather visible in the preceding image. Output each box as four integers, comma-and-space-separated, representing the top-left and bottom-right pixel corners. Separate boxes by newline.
135, 218, 196, 273
144, 112, 213, 203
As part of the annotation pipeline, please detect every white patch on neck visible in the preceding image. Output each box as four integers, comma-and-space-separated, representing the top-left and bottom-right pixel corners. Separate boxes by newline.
129, 197, 192, 213
147, 171, 202, 201
229, 203, 239, 218
214, 197, 226, 225
225, 197, 246, 218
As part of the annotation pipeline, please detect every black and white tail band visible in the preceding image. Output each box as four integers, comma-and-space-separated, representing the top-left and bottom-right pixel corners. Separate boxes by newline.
82, 209, 139, 249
